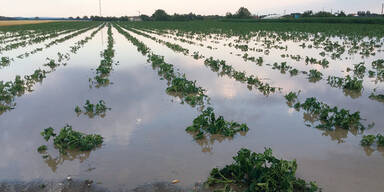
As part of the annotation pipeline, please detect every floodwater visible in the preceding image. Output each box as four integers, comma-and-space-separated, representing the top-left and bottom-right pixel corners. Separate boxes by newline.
0, 24, 384, 192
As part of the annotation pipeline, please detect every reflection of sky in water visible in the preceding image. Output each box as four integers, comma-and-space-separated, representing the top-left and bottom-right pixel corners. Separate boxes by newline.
0, 26, 383, 191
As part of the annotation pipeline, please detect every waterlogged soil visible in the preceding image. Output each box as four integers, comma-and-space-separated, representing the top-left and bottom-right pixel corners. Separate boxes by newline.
1, 25, 384, 192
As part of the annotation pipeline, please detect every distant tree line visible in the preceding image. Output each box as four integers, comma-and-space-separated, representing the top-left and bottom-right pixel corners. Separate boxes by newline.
87, 7, 249, 21
299, 10, 381, 18
70, 7, 382, 21
225, 7, 253, 19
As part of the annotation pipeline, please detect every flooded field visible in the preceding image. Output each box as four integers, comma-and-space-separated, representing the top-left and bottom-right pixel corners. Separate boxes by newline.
1, 21, 384, 192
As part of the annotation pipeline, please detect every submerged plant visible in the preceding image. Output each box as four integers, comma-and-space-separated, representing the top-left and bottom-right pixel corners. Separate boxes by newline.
37, 145, 48, 153
285, 91, 300, 103
293, 97, 364, 130
289, 68, 299, 76
206, 148, 319, 192
369, 93, 384, 103
43, 58, 59, 69
361, 135, 376, 146
41, 127, 56, 141
353, 63, 366, 78
76, 100, 110, 117
327, 75, 363, 91
40, 125, 103, 154
92, 24, 116, 87
192, 51, 204, 60
361, 134, 384, 147
75, 106, 82, 113
186, 107, 248, 140
0, 56, 12, 67
308, 69, 323, 82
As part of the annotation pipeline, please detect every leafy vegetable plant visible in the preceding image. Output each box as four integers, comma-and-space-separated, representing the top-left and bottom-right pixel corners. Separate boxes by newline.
186, 107, 248, 140
40, 125, 103, 154
206, 148, 319, 192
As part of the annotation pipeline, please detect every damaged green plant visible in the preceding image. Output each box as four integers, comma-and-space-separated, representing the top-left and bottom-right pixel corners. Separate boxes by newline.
186, 107, 248, 140
40, 125, 103, 154
206, 148, 319, 192
292, 97, 364, 130
75, 100, 111, 117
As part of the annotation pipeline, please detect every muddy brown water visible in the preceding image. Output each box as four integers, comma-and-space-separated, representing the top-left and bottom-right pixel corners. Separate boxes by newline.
0, 26, 384, 191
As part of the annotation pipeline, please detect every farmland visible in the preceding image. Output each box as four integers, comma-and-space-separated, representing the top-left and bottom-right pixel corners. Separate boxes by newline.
0, 20, 384, 191
0, 20, 66, 26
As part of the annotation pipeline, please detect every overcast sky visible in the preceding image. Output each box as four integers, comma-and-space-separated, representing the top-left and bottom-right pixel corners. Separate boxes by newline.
1, 0, 382, 17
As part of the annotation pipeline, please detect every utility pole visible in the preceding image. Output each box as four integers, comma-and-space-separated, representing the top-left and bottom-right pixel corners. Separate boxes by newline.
382, 3, 384, 15
99, 0, 102, 16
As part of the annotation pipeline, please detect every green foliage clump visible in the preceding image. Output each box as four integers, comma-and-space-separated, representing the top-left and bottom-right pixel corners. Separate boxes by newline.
0, 56, 12, 67
372, 59, 384, 69
166, 76, 201, 94
40, 125, 103, 154
307, 69, 323, 82
327, 75, 363, 91
192, 51, 204, 60
75, 100, 110, 117
284, 91, 299, 103
206, 148, 319, 192
272, 62, 292, 74
361, 135, 376, 146
371, 59, 384, 80
293, 97, 364, 130
361, 134, 384, 147
186, 107, 248, 140
305, 57, 329, 68
37, 145, 47, 153
289, 68, 299, 76
353, 63, 366, 78
44, 58, 59, 69
41, 127, 56, 141
369, 93, 384, 103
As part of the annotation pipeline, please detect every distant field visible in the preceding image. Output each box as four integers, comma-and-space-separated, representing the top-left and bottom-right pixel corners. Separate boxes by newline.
0, 20, 64, 26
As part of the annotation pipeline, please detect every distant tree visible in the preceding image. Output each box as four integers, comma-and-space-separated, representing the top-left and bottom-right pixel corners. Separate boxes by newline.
140, 14, 151, 21
34, 17, 40, 20
314, 11, 333, 17
225, 12, 233, 19
68, 16, 74, 20
170, 13, 203, 21
76, 16, 81, 20
119, 16, 129, 21
235, 7, 252, 18
337, 11, 346, 17
302, 10, 313, 17
83, 16, 89, 20
357, 11, 372, 16
151, 9, 170, 21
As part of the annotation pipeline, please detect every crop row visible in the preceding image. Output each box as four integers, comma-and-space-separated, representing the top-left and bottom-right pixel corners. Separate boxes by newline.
0, 23, 105, 115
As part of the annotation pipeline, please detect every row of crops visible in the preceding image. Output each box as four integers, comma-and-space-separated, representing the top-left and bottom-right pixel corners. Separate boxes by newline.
1, 21, 384, 191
